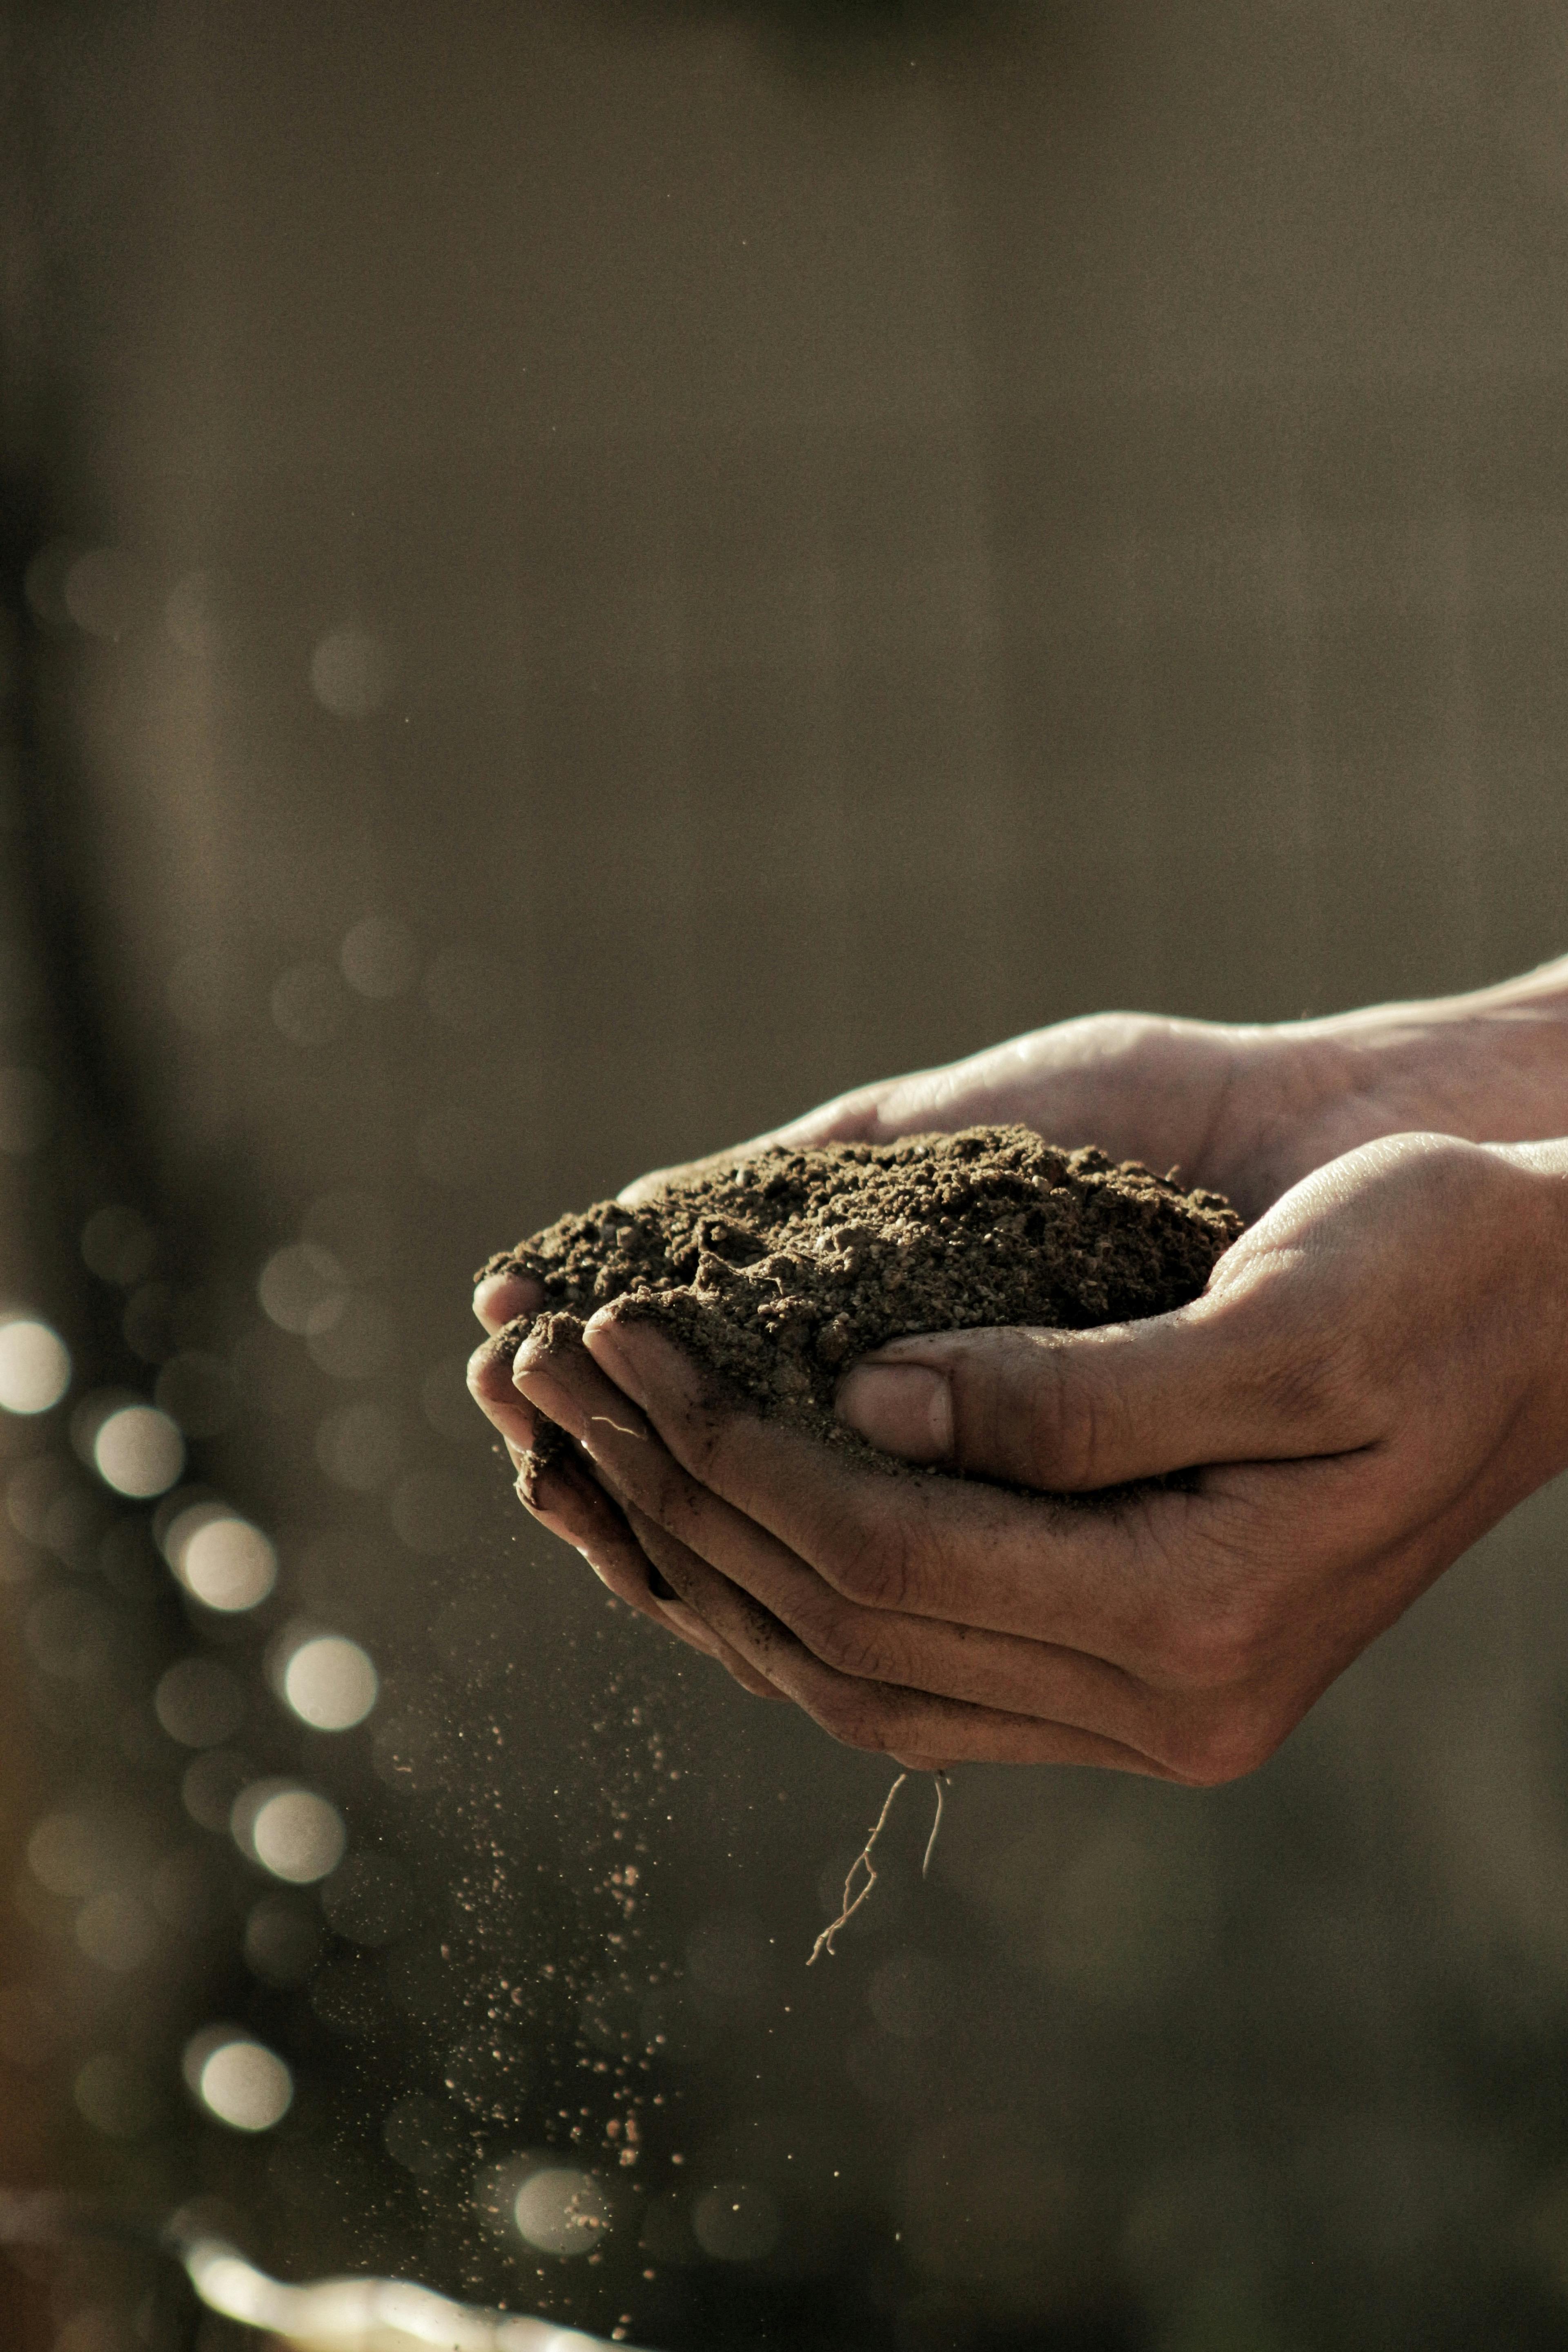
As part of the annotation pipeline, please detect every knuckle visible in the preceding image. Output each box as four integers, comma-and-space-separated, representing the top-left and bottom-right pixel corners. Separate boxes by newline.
811, 1684, 894, 1752
1150, 1569, 1272, 1689
1257, 1325, 1376, 1441
670, 1395, 728, 1484
808, 1609, 899, 1685
466, 1341, 508, 1400
1038, 1361, 1104, 1490
1174, 1705, 1281, 1787
1011, 1342, 1120, 1492
1166, 1614, 1261, 1689
640, 1449, 708, 1536
821, 1508, 921, 1613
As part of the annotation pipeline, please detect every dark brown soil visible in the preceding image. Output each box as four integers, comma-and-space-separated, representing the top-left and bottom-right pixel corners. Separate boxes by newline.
480, 1126, 1242, 1476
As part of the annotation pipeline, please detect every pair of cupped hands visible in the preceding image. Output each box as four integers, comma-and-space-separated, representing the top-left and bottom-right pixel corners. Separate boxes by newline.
470, 980, 1568, 1785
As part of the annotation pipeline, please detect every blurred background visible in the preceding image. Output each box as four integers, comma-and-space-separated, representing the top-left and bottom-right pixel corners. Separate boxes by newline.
6, 1, 1568, 2346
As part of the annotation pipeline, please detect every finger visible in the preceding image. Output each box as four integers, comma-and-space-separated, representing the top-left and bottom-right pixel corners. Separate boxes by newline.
467, 1333, 544, 1457
611, 1427, 1156, 1745
577, 1313, 1208, 1665
474, 1273, 541, 1333
834, 1279, 1377, 1490
521, 1449, 703, 1640
623, 1500, 1177, 1775
508, 1320, 791, 1696
563, 1426, 789, 1701
521, 1451, 774, 1693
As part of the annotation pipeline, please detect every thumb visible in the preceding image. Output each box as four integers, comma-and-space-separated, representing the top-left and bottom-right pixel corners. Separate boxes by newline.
835, 1297, 1361, 1490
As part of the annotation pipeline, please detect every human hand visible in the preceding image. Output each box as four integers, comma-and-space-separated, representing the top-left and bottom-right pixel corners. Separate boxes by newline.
604, 962, 1568, 1227
502, 1133, 1568, 1778
465, 1007, 1264, 1686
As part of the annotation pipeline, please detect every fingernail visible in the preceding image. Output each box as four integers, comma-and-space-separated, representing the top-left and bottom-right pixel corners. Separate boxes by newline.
584, 1321, 650, 1411
837, 1362, 953, 1463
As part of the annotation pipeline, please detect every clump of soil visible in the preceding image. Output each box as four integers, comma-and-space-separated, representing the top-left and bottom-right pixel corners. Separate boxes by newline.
480, 1126, 1241, 1472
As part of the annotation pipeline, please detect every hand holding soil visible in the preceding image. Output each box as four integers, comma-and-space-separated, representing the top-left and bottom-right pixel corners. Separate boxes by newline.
472, 967, 1568, 1777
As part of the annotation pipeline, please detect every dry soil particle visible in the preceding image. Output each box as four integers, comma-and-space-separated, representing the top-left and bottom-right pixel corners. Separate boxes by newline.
480, 1125, 1242, 1477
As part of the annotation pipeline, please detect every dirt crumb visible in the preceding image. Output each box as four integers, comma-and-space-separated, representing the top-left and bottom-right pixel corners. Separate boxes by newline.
480, 1125, 1242, 1471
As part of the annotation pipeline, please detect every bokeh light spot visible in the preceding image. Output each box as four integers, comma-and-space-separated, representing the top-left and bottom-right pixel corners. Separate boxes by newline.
28, 1809, 116, 1898
183, 1517, 276, 1612
81, 1205, 156, 1286
155, 1656, 246, 1748
340, 914, 419, 999
513, 2168, 612, 2258
93, 1404, 184, 1497
0, 1317, 70, 1414
310, 626, 391, 718
187, 2031, 293, 2132
258, 1242, 347, 1335
235, 1783, 346, 1884
74, 2052, 158, 2140
283, 1634, 379, 1731
75, 1889, 158, 1972
167, 1508, 278, 1613
271, 961, 346, 1047
62, 548, 144, 640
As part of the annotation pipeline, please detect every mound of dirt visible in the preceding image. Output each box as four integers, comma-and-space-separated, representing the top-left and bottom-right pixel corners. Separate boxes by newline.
479, 1125, 1242, 1473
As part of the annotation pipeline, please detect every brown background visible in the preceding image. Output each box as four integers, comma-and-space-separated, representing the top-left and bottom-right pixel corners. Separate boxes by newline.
7, 4, 1568, 2347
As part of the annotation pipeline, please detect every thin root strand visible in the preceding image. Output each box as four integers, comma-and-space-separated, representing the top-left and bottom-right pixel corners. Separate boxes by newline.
807, 1769, 950, 1966
922, 1772, 947, 1880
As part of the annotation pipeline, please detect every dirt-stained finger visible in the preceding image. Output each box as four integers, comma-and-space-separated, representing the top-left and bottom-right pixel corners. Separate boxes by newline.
474, 1272, 543, 1333
468, 1332, 541, 1455
522, 1437, 782, 1694
622, 1499, 1178, 1775
575, 1314, 1212, 1669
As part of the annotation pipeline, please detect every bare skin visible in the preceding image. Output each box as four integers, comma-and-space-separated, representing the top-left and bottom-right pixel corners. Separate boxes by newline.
470, 958, 1568, 1778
